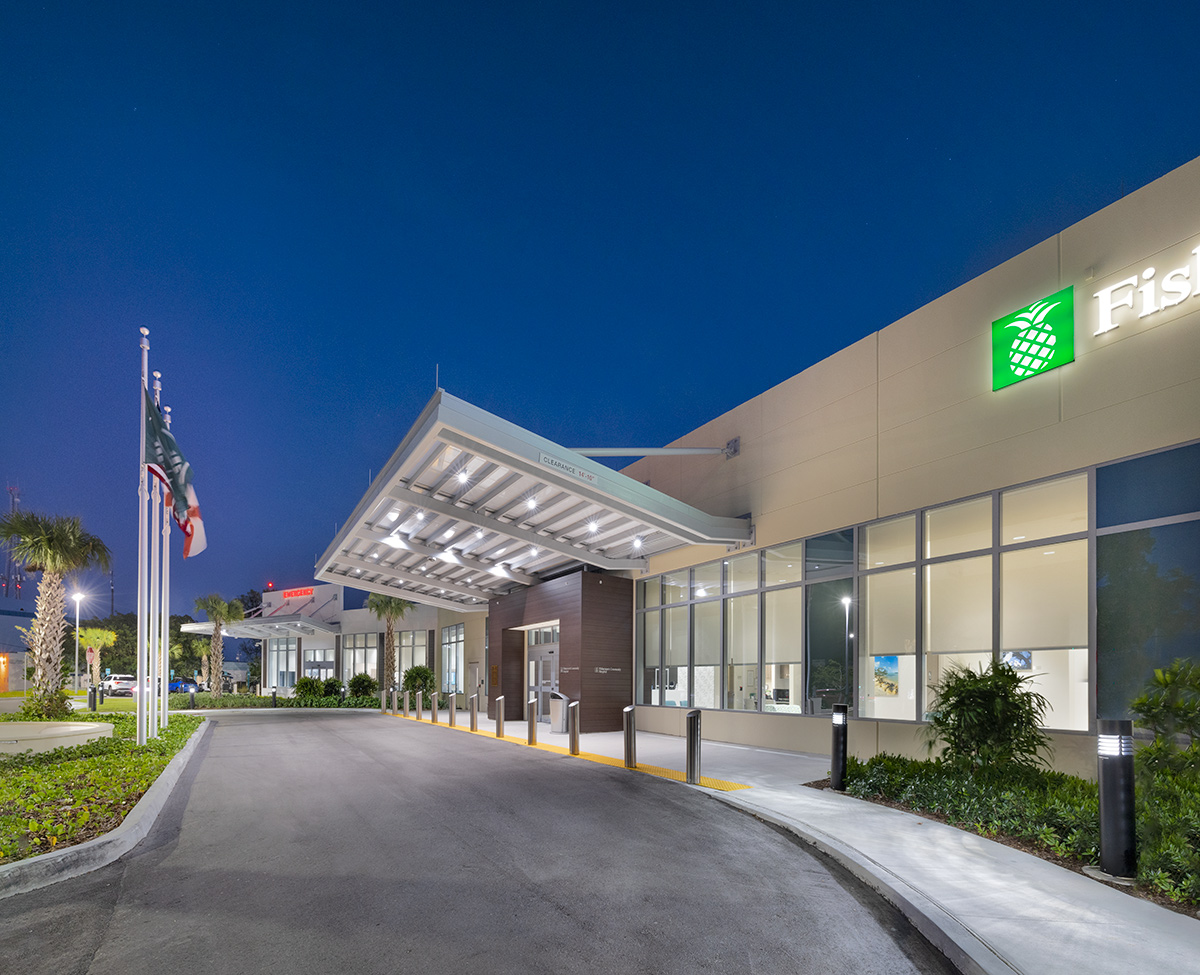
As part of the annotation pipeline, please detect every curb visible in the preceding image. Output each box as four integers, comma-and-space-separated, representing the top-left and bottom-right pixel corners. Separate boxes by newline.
707, 790, 1020, 975
0, 718, 212, 901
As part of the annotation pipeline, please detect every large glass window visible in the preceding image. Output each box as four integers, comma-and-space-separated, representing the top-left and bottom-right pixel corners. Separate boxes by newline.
693, 601, 721, 708
441, 623, 465, 693
806, 531, 853, 576
806, 579, 853, 713
266, 637, 297, 690
343, 633, 378, 682
860, 515, 915, 569
923, 556, 992, 714
725, 594, 758, 711
663, 571, 689, 605
640, 577, 661, 609
303, 645, 334, 680
1002, 474, 1087, 544
1097, 440, 1200, 529
398, 629, 428, 676
860, 569, 917, 720
764, 541, 804, 586
725, 553, 759, 593
764, 588, 802, 712
692, 563, 720, 599
1002, 541, 1087, 650
663, 605, 689, 707
925, 497, 992, 557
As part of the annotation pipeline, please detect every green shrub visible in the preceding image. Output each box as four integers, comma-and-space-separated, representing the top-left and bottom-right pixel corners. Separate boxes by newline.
18, 689, 73, 720
401, 665, 436, 708
924, 659, 1052, 768
293, 676, 324, 698
322, 676, 343, 697
347, 672, 378, 697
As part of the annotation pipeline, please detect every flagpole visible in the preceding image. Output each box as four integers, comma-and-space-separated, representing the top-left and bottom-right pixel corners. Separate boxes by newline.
136, 328, 150, 746
160, 404, 172, 729
148, 372, 162, 739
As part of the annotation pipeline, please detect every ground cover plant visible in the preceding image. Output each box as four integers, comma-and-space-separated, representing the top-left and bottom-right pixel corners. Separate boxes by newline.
0, 712, 202, 863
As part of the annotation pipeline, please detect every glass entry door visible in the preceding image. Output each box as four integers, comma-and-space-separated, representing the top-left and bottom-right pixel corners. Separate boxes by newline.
527, 648, 558, 723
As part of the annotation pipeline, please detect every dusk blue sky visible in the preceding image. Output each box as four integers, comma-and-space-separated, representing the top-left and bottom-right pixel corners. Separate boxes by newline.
2, 2, 1197, 619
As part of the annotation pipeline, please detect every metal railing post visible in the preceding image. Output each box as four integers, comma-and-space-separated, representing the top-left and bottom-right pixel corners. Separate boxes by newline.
448, 692, 456, 727
685, 709, 702, 785
831, 704, 848, 791
568, 700, 580, 755
495, 695, 505, 738
469, 693, 478, 732
528, 696, 538, 745
623, 705, 636, 769
1098, 719, 1137, 879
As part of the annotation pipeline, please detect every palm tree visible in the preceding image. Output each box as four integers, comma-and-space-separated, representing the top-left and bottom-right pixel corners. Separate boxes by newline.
0, 511, 111, 707
193, 594, 244, 698
366, 592, 415, 693
79, 626, 117, 687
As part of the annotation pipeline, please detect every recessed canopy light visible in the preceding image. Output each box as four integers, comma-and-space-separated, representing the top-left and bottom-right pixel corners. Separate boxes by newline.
496, 547, 506, 556
476, 529, 485, 539
530, 546, 539, 556
385, 511, 399, 523
457, 471, 469, 485
526, 498, 538, 511
443, 529, 455, 539
415, 512, 425, 521
587, 521, 599, 533
632, 537, 643, 550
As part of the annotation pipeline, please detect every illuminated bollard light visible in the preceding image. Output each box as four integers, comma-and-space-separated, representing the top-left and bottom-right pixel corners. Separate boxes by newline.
272, 687, 277, 708
831, 704, 848, 792
1098, 719, 1137, 879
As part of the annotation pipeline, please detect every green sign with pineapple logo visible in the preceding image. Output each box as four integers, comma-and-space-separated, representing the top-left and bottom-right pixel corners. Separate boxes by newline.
992, 285, 1075, 390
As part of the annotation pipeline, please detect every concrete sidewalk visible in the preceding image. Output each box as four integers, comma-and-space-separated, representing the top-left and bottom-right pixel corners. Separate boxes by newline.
398, 705, 1200, 975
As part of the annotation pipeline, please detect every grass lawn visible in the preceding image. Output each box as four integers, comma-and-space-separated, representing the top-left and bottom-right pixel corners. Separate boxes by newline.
0, 711, 204, 863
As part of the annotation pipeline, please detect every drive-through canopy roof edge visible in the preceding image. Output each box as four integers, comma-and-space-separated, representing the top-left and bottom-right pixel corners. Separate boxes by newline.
314, 389, 753, 612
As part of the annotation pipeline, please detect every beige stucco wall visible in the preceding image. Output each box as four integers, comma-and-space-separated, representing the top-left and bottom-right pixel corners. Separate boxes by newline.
628, 154, 1200, 543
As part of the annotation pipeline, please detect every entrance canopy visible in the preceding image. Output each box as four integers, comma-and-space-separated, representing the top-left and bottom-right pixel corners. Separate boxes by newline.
182, 615, 339, 640
315, 390, 753, 611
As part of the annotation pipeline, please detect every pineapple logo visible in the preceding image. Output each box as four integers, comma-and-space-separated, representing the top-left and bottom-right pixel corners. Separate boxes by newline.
992, 285, 1074, 390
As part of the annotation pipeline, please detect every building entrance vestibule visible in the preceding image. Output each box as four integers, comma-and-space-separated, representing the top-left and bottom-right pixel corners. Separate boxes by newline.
524, 623, 561, 723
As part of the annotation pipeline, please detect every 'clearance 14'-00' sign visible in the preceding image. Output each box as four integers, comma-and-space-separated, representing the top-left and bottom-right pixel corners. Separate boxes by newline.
992, 237, 1200, 390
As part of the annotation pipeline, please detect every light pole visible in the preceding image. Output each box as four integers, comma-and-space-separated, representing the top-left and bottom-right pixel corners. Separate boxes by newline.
72, 592, 85, 693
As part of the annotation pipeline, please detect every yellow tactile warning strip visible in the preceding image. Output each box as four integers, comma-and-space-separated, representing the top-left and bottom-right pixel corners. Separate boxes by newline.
385, 711, 752, 792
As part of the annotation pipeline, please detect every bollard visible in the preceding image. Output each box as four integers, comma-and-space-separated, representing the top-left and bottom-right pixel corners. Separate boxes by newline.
272, 688, 277, 708
469, 693, 478, 732
403, 689, 410, 717
495, 696, 505, 739
391, 687, 398, 715
88, 685, 97, 712
431, 693, 439, 724
1098, 719, 1137, 879
623, 705, 637, 769
685, 709, 702, 785
528, 696, 538, 745
98, 684, 105, 705
448, 692, 456, 727
415, 691, 422, 720
189, 690, 196, 710
568, 700, 580, 755
831, 704, 849, 791
380, 688, 387, 713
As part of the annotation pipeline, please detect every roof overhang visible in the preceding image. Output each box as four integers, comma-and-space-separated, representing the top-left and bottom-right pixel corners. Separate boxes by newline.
182, 615, 339, 640
315, 390, 752, 610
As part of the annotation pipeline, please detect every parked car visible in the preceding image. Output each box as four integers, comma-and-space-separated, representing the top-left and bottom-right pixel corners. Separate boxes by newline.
168, 676, 199, 693
103, 674, 137, 696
